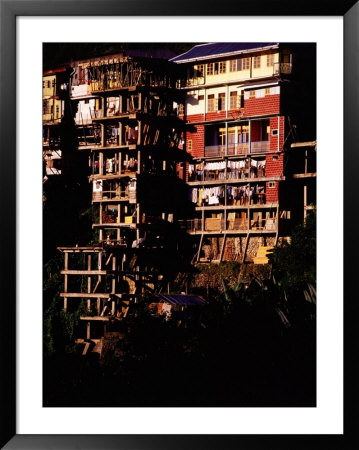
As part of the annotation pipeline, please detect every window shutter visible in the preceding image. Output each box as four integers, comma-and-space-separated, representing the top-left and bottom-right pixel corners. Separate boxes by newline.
236, 94, 241, 109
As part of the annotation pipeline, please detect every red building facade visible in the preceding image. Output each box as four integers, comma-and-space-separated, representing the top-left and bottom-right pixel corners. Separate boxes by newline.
172, 43, 316, 263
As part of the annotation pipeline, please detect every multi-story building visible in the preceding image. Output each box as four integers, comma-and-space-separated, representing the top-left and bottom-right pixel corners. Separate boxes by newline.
42, 68, 70, 177
57, 51, 192, 342
52, 43, 316, 342
171, 42, 316, 263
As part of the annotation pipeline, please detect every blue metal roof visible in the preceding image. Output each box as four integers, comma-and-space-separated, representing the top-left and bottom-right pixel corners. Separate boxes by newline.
170, 43, 279, 64
158, 294, 206, 306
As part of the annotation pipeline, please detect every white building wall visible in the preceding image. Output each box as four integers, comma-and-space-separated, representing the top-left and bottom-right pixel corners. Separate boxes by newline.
75, 99, 96, 124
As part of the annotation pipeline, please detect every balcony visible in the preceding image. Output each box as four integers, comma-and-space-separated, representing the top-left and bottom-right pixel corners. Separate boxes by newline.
204, 142, 269, 157
227, 143, 249, 156
250, 141, 269, 153
179, 217, 277, 234
92, 190, 129, 202
204, 145, 226, 158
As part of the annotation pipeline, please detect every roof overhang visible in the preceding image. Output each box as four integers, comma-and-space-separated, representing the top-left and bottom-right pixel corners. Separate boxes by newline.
171, 43, 280, 65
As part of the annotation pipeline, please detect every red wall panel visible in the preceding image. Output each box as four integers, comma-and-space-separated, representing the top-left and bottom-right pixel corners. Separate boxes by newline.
244, 94, 280, 117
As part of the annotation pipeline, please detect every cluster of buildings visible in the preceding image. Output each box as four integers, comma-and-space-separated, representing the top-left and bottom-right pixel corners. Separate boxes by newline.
43, 43, 316, 340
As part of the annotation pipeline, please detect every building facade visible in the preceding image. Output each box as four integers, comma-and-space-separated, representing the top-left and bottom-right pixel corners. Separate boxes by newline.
55, 52, 192, 341
171, 43, 316, 263
42, 68, 69, 177
46, 43, 316, 341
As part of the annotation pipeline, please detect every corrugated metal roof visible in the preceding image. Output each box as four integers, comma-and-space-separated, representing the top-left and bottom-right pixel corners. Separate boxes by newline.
170, 43, 279, 64
158, 294, 206, 306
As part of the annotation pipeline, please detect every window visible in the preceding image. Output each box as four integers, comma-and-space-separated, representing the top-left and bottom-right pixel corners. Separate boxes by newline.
50, 105, 54, 114
229, 59, 237, 72
187, 139, 193, 152
196, 64, 204, 77
230, 91, 238, 110
219, 128, 226, 145
207, 63, 214, 76
265, 88, 271, 96
219, 61, 226, 74
218, 93, 225, 111
198, 95, 204, 101
253, 56, 261, 69
282, 53, 291, 63
47, 80, 50, 88
207, 94, 215, 112
249, 90, 256, 99
228, 127, 236, 144
95, 98, 101, 111
43, 80, 45, 88
267, 54, 274, 66
52, 79, 55, 88
84, 99, 90, 104
268, 182, 276, 188
238, 57, 250, 71
271, 129, 278, 136
238, 125, 249, 143
42, 100, 47, 114
55, 105, 60, 117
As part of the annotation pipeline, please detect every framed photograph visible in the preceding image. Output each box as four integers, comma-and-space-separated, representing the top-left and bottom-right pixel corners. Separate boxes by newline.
1, 0, 357, 448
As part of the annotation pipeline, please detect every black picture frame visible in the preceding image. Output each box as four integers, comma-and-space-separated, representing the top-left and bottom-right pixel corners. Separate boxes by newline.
1, 0, 357, 448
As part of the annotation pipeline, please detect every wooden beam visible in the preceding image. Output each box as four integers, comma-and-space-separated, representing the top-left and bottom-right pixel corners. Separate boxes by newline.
196, 234, 204, 263
290, 141, 316, 148
219, 234, 227, 263
82, 342, 91, 356
61, 270, 108, 275
292, 173, 316, 179
80, 316, 121, 322
60, 292, 136, 299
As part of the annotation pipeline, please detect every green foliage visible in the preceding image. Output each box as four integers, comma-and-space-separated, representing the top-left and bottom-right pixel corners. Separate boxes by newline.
270, 209, 316, 302
43, 295, 85, 357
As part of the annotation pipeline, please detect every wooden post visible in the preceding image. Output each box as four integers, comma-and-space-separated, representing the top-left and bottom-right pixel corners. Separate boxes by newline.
119, 94, 123, 114
97, 252, 102, 315
304, 184, 307, 220
64, 252, 68, 312
87, 254, 91, 312
219, 234, 227, 262
100, 124, 105, 148
119, 122, 123, 146
99, 151, 104, 175
118, 151, 122, 175
112, 256, 116, 315
137, 120, 142, 146
248, 120, 251, 155
137, 148, 141, 175
136, 204, 141, 241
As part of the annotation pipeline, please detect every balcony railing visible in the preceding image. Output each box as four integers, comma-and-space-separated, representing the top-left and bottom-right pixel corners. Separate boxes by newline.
250, 141, 270, 153
204, 142, 269, 157
92, 190, 129, 202
227, 143, 249, 156
188, 168, 266, 183
179, 217, 277, 233
204, 145, 226, 157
